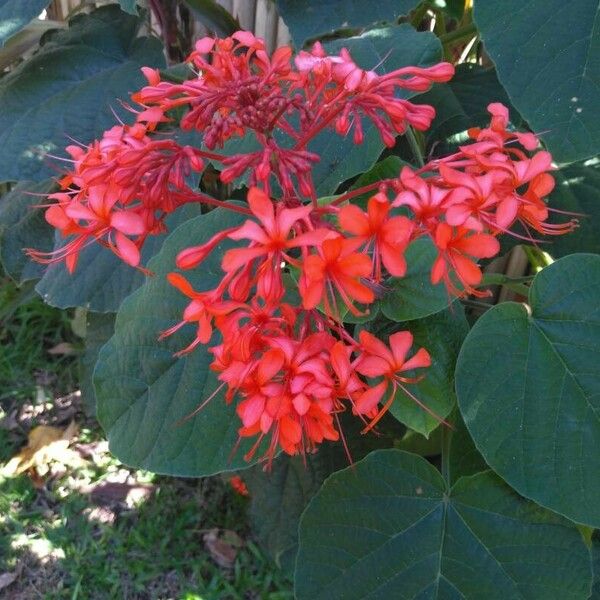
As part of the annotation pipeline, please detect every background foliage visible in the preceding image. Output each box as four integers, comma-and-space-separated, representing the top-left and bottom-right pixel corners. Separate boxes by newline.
0, 0, 599, 598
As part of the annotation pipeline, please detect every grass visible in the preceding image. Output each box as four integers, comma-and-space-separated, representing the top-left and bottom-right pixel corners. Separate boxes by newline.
0, 273, 292, 599
0, 275, 78, 404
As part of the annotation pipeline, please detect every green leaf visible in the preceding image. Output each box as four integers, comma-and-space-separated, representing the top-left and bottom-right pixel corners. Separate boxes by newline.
117, 0, 138, 15
396, 426, 442, 456
417, 63, 522, 149
456, 253, 600, 526
295, 449, 593, 600
94, 207, 268, 476
547, 158, 600, 257
474, 1, 600, 163
0, 179, 55, 283
348, 155, 406, 209
591, 531, 600, 598
0, 0, 50, 46
447, 412, 488, 485
244, 415, 404, 573
370, 305, 467, 436
308, 25, 442, 196
380, 237, 450, 322
245, 454, 330, 574
35, 204, 201, 312
80, 312, 115, 415
183, 0, 239, 37
276, 0, 419, 46
0, 5, 165, 181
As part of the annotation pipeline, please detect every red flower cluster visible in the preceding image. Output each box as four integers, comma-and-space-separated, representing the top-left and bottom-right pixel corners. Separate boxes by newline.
132, 31, 453, 200
27, 123, 208, 271
162, 186, 431, 462
32, 32, 576, 466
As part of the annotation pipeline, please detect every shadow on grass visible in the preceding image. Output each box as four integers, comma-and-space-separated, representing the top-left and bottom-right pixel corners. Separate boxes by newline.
0, 469, 293, 599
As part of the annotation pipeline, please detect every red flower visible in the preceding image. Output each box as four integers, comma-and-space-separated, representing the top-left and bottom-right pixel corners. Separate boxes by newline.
229, 475, 249, 496
430, 224, 500, 297
338, 192, 413, 279
355, 330, 431, 429
299, 236, 375, 317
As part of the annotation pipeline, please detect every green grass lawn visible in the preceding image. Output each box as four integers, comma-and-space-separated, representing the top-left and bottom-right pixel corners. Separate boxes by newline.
0, 273, 292, 599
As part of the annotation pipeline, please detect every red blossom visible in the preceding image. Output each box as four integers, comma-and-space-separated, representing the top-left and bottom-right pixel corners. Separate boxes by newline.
28, 31, 578, 467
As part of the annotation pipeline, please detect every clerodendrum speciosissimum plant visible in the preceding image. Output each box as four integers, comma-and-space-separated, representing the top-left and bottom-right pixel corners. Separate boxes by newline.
29, 31, 576, 466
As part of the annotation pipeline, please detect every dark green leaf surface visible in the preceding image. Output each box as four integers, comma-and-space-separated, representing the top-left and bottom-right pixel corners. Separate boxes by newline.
0, 6, 165, 181
276, 0, 418, 46
183, 0, 240, 36
35, 204, 201, 312
474, 1, 600, 163
348, 155, 406, 209
456, 254, 600, 526
80, 312, 115, 414
591, 531, 600, 599
417, 63, 522, 148
547, 158, 600, 257
371, 305, 467, 436
0, 179, 55, 283
94, 208, 266, 476
244, 415, 404, 573
381, 238, 450, 322
296, 449, 592, 599
447, 412, 488, 485
0, 0, 50, 46
117, 0, 138, 14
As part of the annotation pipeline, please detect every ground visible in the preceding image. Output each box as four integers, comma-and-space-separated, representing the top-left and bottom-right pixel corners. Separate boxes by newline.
0, 273, 292, 600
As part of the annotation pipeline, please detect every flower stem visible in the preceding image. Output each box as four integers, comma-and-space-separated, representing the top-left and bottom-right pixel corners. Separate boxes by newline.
406, 127, 425, 168
329, 180, 393, 207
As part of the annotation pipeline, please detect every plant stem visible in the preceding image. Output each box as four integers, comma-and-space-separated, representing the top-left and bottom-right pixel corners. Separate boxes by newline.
329, 180, 393, 207
479, 273, 533, 297
523, 245, 553, 272
410, 1, 431, 28
439, 22, 477, 46
406, 127, 425, 168
441, 422, 452, 484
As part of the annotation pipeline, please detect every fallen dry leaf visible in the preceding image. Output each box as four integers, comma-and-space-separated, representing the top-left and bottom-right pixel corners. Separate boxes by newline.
203, 529, 244, 569
87, 481, 155, 508
47, 342, 77, 356
1, 421, 79, 477
0, 570, 18, 591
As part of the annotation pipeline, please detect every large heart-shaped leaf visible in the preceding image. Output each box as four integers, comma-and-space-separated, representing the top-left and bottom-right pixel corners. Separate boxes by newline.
276, 0, 418, 46
380, 238, 450, 322
35, 204, 201, 312
370, 305, 467, 436
295, 449, 592, 599
0, 0, 50, 46
456, 253, 600, 526
0, 179, 55, 283
474, 1, 600, 163
95, 207, 269, 476
0, 5, 165, 181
